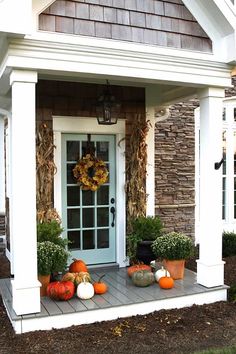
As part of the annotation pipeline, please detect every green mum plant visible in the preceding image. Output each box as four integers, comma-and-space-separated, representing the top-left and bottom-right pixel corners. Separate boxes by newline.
37, 241, 69, 275
152, 232, 194, 261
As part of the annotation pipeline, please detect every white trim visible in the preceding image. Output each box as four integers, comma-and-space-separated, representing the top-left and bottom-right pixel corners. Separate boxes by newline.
11, 287, 227, 334
0, 116, 5, 213
53, 116, 126, 268
3, 38, 232, 90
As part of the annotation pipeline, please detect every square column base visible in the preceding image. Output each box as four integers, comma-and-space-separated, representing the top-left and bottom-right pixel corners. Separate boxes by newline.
12, 279, 41, 315
197, 260, 225, 288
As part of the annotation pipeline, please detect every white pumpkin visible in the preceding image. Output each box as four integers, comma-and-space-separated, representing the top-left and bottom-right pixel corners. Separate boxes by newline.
155, 266, 170, 282
77, 280, 94, 299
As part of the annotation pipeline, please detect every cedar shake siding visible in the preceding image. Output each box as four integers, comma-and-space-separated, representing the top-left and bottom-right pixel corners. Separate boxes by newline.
36, 79, 146, 207
36, 80, 145, 125
38, 0, 212, 52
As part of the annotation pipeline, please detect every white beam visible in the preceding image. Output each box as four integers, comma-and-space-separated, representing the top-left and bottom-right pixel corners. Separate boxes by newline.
0, 115, 5, 213
197, 87, 225, 287
10, 69, 40, 315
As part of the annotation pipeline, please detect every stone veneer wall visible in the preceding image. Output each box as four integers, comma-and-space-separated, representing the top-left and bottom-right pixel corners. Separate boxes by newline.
155, 100, 198, 237
155, 78, 236, 238
0, 215, 5, 236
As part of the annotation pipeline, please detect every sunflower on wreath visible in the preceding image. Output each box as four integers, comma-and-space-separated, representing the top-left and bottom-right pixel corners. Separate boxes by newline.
73, 154, 109, 191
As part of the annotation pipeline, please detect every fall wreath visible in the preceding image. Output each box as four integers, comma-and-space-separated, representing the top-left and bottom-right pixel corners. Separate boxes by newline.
73, 154, 109, 191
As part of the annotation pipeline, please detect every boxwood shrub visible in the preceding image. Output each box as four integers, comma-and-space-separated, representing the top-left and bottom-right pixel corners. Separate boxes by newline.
222, 231, 236, 257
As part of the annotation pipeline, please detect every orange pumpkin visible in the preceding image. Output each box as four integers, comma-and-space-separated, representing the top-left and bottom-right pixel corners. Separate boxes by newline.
127, 264, 151, 278
159, 276, 174, 289
69, 259, 88, 273
46, 281, 75, 301
93, 275, 108, 294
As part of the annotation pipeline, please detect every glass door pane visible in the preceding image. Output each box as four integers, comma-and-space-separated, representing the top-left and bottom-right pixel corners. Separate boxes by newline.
62, 134, 116, 265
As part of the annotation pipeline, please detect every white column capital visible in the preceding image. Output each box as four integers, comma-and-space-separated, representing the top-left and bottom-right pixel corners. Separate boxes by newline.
10, 70, 38, 86
197, 87, 225, 100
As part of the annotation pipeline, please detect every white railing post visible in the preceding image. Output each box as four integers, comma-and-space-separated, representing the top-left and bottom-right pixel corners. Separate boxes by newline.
10, 70, 40, 315
197, 87, 225, 287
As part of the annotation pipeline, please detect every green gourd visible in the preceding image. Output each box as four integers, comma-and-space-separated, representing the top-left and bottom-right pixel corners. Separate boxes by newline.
131, 270, 155, 287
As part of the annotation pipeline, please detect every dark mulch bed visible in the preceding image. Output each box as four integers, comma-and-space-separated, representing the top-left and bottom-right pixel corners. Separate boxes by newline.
0, 253, 236, 354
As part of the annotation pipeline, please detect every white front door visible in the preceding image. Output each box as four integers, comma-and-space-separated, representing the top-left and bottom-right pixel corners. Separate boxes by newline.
61, 133, 116, 265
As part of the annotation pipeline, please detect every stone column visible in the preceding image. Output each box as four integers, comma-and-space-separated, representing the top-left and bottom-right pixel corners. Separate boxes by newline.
197, 87, 225, 287
10, 70, 40, 315
145, 87, 156, 217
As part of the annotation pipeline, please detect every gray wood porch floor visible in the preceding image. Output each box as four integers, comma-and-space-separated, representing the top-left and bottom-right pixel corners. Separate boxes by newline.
0, 267, 228, 333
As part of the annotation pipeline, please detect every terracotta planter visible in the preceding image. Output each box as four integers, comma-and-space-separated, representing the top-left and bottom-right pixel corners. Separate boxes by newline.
38, 274, 50, 297
162, 259, 185, 280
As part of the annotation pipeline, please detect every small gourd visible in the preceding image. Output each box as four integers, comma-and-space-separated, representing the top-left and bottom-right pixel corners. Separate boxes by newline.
155, 266, 170, 282
131, 270, 154, 287
77, 276, 94, 299
74, 272, 91, 286
93, 275, 108, 294
61, 272, 77, 284
159, 274, 174, 289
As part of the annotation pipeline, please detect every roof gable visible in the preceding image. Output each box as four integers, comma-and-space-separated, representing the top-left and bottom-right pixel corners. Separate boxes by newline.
38, 0, 212, 52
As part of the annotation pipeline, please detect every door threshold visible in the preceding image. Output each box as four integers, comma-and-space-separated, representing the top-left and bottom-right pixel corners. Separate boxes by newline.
89, 263, 120, 273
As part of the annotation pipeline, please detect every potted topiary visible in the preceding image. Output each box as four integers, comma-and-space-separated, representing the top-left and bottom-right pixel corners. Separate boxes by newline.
151, 231, 194, 279
127, 215, 163, 264
37, 220, 67, 248
37, 241, 69, 296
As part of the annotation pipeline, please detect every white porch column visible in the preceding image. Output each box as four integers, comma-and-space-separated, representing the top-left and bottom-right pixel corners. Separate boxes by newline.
0, 115, 5, 214
10, 70, 40, 315
145, 87, 156, 217
197, 87, 225, 287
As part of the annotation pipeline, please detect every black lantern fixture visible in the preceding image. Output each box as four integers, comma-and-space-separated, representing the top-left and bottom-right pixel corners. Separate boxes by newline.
96, 80, 120, 125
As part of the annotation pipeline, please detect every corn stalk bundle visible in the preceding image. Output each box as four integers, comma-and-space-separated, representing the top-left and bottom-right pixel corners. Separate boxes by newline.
126, 114, 150, 233
36, 123, 60, 223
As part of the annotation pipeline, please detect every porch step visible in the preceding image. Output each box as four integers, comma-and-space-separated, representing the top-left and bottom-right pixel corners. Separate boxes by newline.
89, 263, 119, 273
0, 269, 229, 334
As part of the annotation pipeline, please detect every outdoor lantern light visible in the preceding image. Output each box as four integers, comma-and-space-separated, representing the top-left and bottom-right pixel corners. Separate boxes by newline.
96, 80, 120, 125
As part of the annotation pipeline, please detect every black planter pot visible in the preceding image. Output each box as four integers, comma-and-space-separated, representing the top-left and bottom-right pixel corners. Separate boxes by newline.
136, 240, 156, 265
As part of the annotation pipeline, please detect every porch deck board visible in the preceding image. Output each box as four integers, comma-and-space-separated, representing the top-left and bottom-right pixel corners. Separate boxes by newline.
68, 297, 88, 312
0, 268, 229, 334
92, 274, 133, 305
40, 297, 64, 316
0, 278, 18, 321
106, 270, 160, 301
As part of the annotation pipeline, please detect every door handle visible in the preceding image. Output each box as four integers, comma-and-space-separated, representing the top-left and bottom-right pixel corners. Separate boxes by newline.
110, 206, 115, 227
